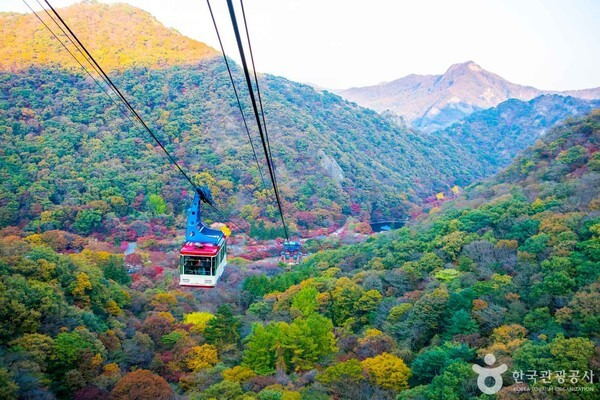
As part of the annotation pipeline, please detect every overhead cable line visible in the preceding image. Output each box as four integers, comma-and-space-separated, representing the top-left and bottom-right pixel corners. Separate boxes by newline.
43, 0, 211, 205
24, 0, 120, 115
239, 0, 276, 180
28, 0, 156, 155
25, 0, 162, 167
205, 0, 268, 193
35, 0, 106, 90
225, 0, 289, 241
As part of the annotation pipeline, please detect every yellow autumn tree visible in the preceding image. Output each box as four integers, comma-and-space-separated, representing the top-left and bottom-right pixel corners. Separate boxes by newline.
103, 363, 120, 375
183, 312, 215, 334
282, 391, 302, 400
186, 344, 218, 372
81, 249, 112, 265
150, 292, 178, 311
24, 234, 42, 245
480, 324, 528, 360
71, 272, 92, 307
364, 328, 383, 338
220, 225, 232, 237
105, 299, 122, 316
222, 365, 256, 382
361, 352, 411, 392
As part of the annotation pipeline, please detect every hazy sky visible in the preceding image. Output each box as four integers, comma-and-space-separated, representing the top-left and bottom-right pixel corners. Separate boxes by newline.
4, 0, 600, 90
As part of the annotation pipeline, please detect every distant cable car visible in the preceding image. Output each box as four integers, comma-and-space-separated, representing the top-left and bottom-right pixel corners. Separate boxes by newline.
280, 240, 303, 264
179, 189, 227, 288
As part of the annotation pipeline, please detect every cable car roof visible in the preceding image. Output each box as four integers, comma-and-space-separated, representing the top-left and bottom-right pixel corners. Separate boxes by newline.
180, 242, 221, 256
283, 241, 301, 251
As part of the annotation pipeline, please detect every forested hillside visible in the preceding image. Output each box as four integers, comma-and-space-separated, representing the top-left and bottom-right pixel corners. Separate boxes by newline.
0, 2, 218, 71
437, 94, 600, 177
0, 2, 477, 241
1, 107, 598, 398
0, 61, 478, 240
293, 110, 600, 399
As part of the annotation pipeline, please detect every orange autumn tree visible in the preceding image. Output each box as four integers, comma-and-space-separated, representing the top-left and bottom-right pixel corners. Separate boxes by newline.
110, 369, 173, 400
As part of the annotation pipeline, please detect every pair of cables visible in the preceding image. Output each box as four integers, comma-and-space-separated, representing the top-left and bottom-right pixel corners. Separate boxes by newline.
208, 0, 290, 241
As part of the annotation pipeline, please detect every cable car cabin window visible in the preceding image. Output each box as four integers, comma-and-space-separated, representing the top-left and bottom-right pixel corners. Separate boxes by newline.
181, 255, 215, 276
221, 242, 227, 262
216, 248, 222, 268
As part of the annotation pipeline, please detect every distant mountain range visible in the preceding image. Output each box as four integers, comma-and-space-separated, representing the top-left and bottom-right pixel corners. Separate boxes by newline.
336, 61, 600, 132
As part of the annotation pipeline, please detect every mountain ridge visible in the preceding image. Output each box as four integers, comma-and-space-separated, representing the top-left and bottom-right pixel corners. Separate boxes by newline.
337, 61, 600, 132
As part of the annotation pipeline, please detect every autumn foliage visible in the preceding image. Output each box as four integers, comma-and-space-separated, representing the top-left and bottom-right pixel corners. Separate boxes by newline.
0, 1, 599, 397
110, 370, 173, 400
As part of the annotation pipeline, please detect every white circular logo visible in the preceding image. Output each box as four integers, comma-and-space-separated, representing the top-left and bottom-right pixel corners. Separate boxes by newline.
472, 354, 508, 395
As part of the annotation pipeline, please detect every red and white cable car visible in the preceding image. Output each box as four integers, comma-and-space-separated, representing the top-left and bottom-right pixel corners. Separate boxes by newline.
179, 190, 227, 288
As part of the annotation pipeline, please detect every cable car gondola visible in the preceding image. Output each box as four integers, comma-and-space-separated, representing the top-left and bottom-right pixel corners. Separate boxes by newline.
179, 190, 227, 288
280, 240, 303, 264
